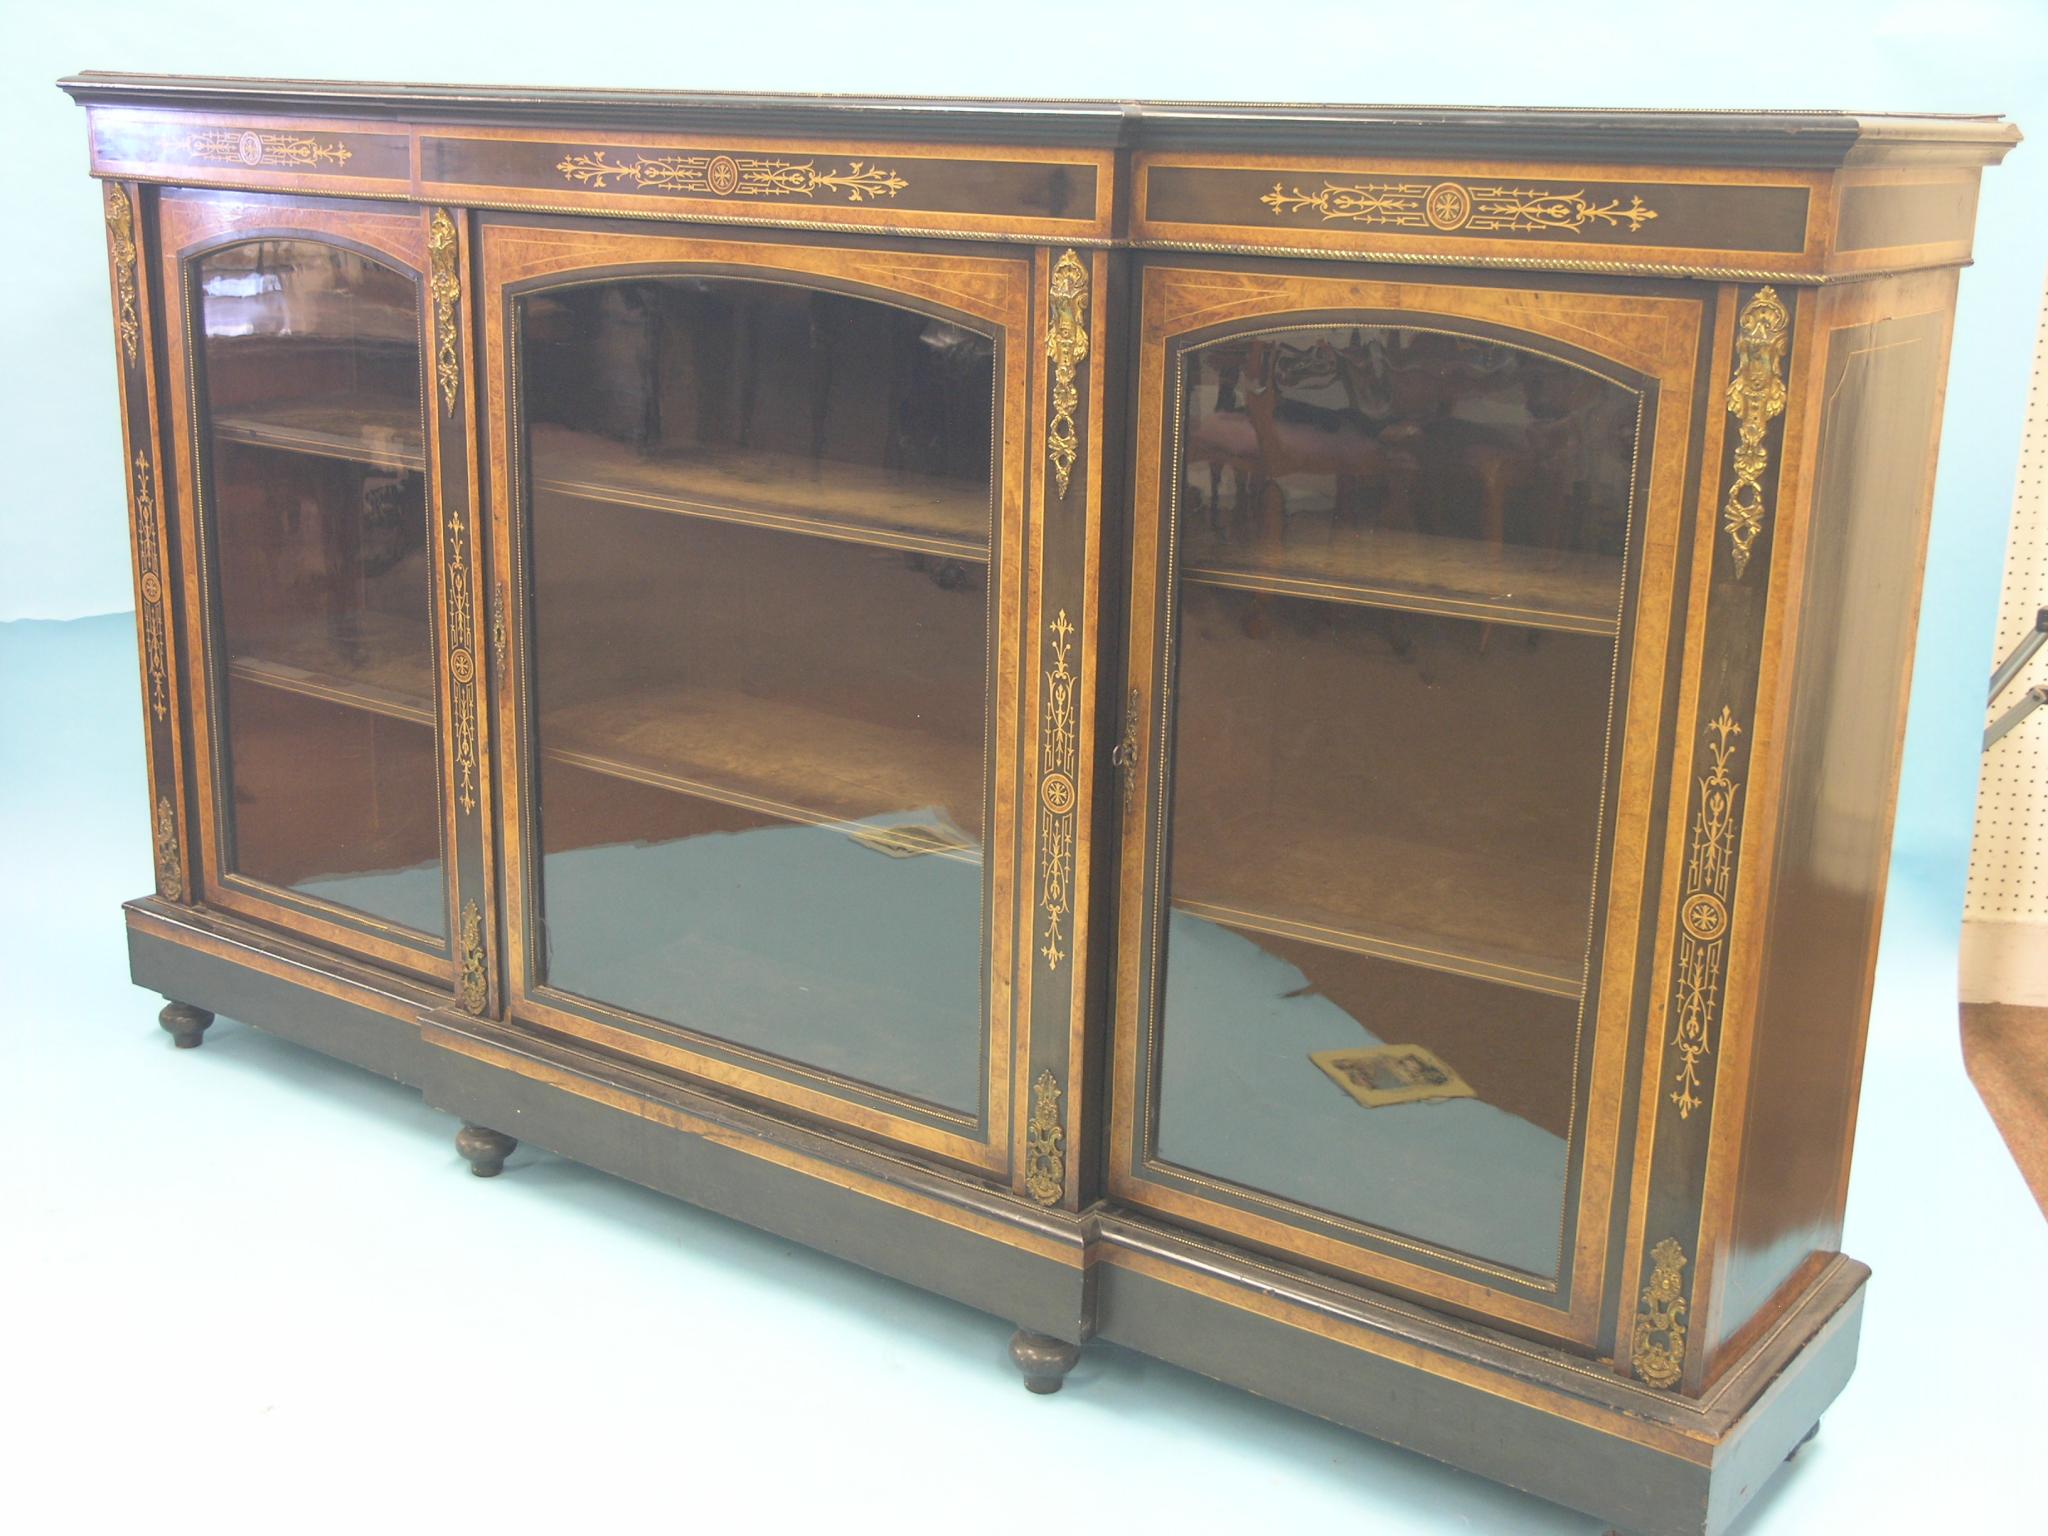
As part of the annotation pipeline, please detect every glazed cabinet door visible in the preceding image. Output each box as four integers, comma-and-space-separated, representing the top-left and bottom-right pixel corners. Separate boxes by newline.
1111, 261, 1709, 1344
482, 221, 1033, 1176
159, 190, 486, 989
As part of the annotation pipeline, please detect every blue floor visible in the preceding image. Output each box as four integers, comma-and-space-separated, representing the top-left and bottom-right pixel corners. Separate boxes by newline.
3, 613, 2041, 1534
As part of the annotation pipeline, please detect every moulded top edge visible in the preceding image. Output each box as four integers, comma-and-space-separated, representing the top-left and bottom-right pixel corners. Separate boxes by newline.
57, 72, 2022, 167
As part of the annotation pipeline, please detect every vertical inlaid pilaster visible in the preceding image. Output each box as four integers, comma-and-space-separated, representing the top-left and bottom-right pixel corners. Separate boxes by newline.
428, 206, 496, 1017
1014, 247, 1111, 1211
1622, 284, 1798, 1394
104, 180, 191, 906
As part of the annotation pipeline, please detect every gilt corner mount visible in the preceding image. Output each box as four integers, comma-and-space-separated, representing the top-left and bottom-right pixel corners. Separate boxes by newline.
103, 183, 139, 368
1044, 249, 1091, 500
1631, 1237, 1691, 1389
428, 208, 462, 417
1722, 286, 1791, 577
1026, 1069, 1067, 1205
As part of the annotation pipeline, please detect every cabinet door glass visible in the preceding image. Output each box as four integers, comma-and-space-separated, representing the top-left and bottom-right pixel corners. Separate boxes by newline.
1153, 325, 1641, 1276
518, 278, 994, 1116
193, 239, 444, 938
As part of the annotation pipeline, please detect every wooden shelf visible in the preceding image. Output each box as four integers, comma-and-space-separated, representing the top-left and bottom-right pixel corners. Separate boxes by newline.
1166, 577, 1614, 997
539, 681, 984, 863
1173, 897, 1583, 998
1181, 522, 1622, 636
224, 609, 984, 861
212, 398, 426, 473
529, 423, 991, 562
1169, 810, 1593, 999
225, 612, 435, 727
206, 403, 992, 563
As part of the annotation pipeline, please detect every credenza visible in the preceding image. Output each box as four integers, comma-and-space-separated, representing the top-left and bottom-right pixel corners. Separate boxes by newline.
62, 71, 2017, 1534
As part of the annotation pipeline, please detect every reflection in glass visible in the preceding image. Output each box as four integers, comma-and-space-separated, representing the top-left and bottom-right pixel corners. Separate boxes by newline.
194, 239, 445, 937
1154, 325, 1641, 1276
520, 278, 995, 1116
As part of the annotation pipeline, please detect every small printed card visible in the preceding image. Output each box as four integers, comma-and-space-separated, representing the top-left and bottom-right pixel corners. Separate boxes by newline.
1311, 1044, 1475, 1109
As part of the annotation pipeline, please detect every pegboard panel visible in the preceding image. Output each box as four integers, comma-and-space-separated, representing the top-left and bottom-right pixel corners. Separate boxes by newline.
1966, 267, 2048, 923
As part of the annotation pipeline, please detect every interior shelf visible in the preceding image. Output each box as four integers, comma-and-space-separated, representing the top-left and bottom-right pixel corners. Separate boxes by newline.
206, 402, 993, 564
1181, 522, 1622, 637
212, 398, 426, 473
529, 423, 991, 561
1172, 897, 1583, 999
224, 609, 985, 859
225, 611, 435, 727
538, 681, 985, 861
1169, 813, 1593, 999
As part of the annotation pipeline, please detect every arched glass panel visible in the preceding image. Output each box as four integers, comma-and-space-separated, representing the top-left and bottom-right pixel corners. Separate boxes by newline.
517, 276, 997, 1117
1153, 322, 1644, 1275
193, 238, 445, 939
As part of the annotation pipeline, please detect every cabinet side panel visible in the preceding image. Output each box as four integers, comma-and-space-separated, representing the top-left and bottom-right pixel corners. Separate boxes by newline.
1713, 276, 1955, 1362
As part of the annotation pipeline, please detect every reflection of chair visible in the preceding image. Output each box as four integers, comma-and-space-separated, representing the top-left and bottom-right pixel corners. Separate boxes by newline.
1240, 338, 1418, 539
1188, 342, 1421, 662
1326, 329, 1518, 429
1334, 333, 1616, 656
1186, 401, 1263, 537
1321, 332, 1595, 558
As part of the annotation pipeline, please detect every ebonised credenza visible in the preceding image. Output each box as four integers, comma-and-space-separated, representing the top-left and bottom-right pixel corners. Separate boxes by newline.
62, 71, 2017, 1535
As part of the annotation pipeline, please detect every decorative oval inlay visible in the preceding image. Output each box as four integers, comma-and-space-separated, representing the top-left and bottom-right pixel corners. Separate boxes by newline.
1041, 771, 1075, 817
1425, 181, 1473, 231
1669, 705, 1745, 1120
1038, 610, 1079, 971
1681, 890, 1727, 942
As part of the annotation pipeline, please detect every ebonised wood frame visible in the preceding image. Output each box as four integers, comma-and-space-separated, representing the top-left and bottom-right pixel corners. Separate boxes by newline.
70, 73, 2016, 1536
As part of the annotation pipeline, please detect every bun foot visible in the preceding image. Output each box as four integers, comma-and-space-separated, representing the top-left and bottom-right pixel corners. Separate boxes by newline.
1008, 1328, 1081, 1395
159, 1001, 214, 1049
455, 1122, 517, 1178
1785, 1419, 1821, 1463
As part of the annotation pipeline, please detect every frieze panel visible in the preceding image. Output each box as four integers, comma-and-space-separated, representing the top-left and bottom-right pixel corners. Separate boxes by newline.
1140, 162, 1814, 262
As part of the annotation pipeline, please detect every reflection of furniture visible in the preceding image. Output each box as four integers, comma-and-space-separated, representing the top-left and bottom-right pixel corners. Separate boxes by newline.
1240, 337, 1418, 532
70, 73, 2014, 1536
